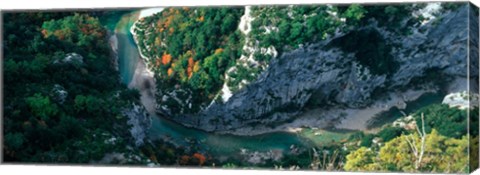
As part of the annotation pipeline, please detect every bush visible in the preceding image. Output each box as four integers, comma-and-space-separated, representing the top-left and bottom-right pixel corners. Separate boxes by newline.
413, 104, 467, 138
360, 134, 375, 147
377, 127, 406, 142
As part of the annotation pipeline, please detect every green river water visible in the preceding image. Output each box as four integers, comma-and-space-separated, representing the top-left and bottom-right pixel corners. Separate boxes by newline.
106, 10, 445, 156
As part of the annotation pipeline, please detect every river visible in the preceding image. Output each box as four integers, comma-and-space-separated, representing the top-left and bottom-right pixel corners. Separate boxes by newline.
108, 10, 314, 156
104, 9, 446, 156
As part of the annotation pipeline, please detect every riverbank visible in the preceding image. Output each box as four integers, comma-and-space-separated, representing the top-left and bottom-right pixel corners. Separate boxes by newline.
129, 59, 157, 113
128, 8, 163, 112
108, 31, 119, 71
220, 76, 472, 136
106, 8, 165, 141
213, 86, 440, 136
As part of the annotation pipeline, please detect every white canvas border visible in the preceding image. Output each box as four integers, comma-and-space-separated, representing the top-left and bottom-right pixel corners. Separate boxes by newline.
0, 0, 479, 175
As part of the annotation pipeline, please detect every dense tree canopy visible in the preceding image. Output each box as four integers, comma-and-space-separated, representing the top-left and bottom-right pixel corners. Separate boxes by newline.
42, 13, 107, 49
134, 7, 244, 114
3, 12, 146, 163
412, 104, 468, 138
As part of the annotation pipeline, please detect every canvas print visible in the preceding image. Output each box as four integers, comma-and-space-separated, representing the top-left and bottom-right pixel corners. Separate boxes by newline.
2, 2, 479, 174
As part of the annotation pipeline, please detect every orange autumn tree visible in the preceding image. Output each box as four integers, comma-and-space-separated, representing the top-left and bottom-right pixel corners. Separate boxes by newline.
214, 48, 223, 54
192, 153, 206, 166
162, 53, 172, 65
162, 14, 175, 29
197, 15, 204, 22
40, 29, 48, 37
187, 57, 195, 78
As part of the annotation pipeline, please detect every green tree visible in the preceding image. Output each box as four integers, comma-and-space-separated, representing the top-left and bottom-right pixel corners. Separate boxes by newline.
360, 134, 375, 147
74, 95, 104, 114
345, 129, 469, 173
4, 133, 25, 150
377, 127, 406, 142
26, 93, 59, 120
413, 104, 467, 138
343, 4, 367, 26
344, 147, 378, 171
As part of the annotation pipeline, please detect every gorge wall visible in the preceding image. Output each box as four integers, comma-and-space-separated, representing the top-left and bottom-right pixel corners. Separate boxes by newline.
161, 5, 475, 134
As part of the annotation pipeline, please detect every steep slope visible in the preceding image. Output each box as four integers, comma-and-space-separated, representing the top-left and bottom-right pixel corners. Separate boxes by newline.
166, 5, 472, 134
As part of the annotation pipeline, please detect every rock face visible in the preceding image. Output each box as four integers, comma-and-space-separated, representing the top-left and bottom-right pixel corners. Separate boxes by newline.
54, 53, 84, 65
469, 4, 480, 97
50, 84, 68, 104
442, 92, 479, 110
123, 103, 152, 146
164, 5, 474, 133
388, 5, 471, 86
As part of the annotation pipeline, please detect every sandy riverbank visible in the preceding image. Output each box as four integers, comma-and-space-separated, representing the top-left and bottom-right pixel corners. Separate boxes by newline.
213, 86, 441, 136
280, 78, 469, 134
129, 59, 157, 113
128, 8, 164, 113
333, 88, 437, 130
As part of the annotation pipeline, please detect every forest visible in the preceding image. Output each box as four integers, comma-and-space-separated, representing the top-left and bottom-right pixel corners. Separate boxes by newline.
2, 12, 153, 163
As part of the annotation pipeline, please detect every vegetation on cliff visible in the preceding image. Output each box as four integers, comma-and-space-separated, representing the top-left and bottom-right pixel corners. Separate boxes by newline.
228, 4, 427, 91
133, 7, 244, 114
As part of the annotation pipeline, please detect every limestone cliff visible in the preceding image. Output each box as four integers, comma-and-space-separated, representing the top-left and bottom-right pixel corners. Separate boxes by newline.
163, 5, 475, 134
